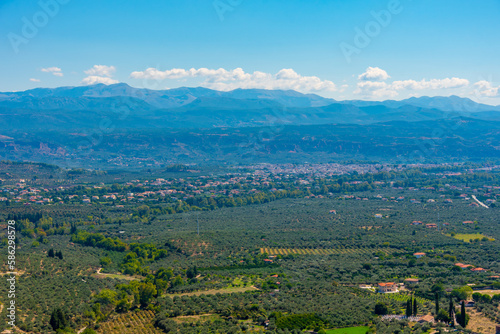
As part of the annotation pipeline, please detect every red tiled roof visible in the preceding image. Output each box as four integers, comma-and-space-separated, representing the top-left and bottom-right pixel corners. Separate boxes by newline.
378, 282, 395, 287
419, 315, 434, 322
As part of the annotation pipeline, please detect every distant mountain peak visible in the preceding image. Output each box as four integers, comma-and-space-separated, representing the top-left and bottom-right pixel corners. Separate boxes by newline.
341, 95, 499, 113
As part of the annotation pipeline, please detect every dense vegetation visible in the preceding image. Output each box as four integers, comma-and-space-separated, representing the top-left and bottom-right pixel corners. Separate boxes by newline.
0, 161, 499, 333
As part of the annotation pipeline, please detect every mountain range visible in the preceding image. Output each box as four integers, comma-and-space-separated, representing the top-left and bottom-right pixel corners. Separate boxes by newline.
1, 83, 500, 130
1, 83, 500, 167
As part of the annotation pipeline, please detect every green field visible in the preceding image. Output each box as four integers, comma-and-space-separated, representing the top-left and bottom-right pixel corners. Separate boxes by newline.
450, 233, 495, 242
326, 326, 370, 334
2, 161, 500, 333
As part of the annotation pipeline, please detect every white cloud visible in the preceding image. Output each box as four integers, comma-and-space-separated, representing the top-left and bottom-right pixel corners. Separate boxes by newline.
339, 84, 349, 93
474, 80, 499, 97
41, 67, 61, 72
355, 68, 470, 99
81, 76, 119, 85
29, 78, 41, 82
84, 65, 116, 77
130, 67, 337, 92
41, 67, 63, 77
391, 77, 469, 90
81, 65, 119, 85
358, 67, 390, 81
354, 81, 398, 98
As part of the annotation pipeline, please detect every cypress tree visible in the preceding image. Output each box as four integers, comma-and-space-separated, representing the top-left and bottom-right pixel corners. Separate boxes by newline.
49, 308, 67, 330
413, 296, 417, 316
406, 299, 412, 317
448, 297, 454, 326
435, 292, 440, 316
460, 300, 466, 328
48, 248, 54, 258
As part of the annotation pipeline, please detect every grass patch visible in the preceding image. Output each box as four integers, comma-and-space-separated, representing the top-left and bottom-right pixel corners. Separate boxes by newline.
472, 289, 500, 297
165, 285, 259, 297
450, 233, 494, 242
326, 326, 370, 334
172, 314, 220, 323
93, 271, 141, 281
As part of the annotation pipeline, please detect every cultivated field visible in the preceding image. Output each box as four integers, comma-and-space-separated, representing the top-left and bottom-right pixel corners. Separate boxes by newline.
326, 326, 370, 334
451, 233, 495, 242
165, 285, 259, 297
261, 247, 400, 256
96, 310, 161, 334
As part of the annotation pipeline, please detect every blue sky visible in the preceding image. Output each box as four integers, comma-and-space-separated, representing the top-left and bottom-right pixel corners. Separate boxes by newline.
1, 0, 500, 103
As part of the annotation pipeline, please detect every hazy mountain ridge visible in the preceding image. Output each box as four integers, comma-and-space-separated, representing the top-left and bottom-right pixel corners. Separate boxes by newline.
1, 84, 500, 130
1, 117, 499, 168
341, 95, 500, 112
3, 83, 499, 112
0, 83, 335, 109
1, 84, 500, 167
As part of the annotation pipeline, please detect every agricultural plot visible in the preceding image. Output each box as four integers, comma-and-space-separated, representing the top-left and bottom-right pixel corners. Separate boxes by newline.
96, 310, 162, 334
172, 313, 220, 323
261, 247, 400, 256
450, 233, 495, 242
166, 285, 258, 298
326, 326, 370, 334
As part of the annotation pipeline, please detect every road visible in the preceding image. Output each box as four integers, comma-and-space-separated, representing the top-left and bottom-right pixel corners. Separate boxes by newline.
472, 195, 489, 208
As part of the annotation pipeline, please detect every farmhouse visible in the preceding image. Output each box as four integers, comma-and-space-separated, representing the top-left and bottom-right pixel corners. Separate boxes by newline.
470, 267, 487, 273
413, 252, 426, 259
462, 300, 475, 307
418, 315, 434, 324
455, 263, 473, 270
404, 278, 419, 285
425, 223, 437, 228
378, 282, 398, 293
374, 214, 383, 218
463, 220, 475, 224
411, 221, 423, 225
